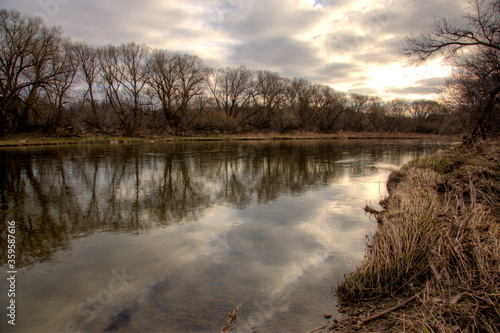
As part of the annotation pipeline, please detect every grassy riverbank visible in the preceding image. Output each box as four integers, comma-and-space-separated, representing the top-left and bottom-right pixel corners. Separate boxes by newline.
330, 141, 500, 332
0, 132, 458, 147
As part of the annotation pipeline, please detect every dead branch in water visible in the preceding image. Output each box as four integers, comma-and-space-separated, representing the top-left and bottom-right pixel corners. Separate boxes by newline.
364, 204, 383, 223
364, 204, 382, 215
338, 141, 500, 332
220, 300, 245, 333
361, 291, 422, 324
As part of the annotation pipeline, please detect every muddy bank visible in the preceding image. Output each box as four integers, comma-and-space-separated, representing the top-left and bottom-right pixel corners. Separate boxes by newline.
325, 141, 500, 332
0, 132, 458, 147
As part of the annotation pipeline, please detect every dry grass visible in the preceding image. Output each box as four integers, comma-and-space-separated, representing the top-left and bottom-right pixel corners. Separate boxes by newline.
0, 131, 459, 147
337, 140, 500, 332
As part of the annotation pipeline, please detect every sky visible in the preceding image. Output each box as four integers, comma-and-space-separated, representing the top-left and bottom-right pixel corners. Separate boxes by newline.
2, 0, 469, 100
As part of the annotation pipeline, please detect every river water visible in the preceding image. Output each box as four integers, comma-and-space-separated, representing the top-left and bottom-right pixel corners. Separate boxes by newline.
0, 139, 455, 332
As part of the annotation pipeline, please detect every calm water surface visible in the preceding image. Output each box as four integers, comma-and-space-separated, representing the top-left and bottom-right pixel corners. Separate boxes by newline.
0, 139, 455, 332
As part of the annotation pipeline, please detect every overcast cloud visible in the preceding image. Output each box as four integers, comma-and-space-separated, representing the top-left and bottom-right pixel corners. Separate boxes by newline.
2, 0, 468, 99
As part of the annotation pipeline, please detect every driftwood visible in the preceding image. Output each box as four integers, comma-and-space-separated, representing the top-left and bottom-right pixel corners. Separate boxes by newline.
364, 205, 382, 215
364, 204, 383, 224
220, 300, 245, 333
360, 291, 422, 324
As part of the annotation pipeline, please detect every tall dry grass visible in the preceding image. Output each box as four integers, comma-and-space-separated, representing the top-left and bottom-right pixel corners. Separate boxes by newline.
338, 141, 500, 332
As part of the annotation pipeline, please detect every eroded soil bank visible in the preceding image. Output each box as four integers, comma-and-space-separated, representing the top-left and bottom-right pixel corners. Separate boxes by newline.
326, 140, 500, 332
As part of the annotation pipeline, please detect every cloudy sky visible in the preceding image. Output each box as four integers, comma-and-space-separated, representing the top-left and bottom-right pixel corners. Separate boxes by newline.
3, 0, 468, 100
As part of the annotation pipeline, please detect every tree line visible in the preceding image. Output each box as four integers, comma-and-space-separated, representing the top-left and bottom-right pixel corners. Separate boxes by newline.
0, 9, 468, 137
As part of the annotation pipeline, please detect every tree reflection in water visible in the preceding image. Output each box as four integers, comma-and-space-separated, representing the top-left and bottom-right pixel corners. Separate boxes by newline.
0, 140, 458, 332
0, 140, 443, 269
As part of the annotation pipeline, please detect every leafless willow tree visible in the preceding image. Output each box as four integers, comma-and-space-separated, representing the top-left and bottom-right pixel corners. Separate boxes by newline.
404, 0, 500, 139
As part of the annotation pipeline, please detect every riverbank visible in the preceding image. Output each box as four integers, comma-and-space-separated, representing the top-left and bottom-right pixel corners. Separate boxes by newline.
0, 132, 458, 147
325, 140, 500, 332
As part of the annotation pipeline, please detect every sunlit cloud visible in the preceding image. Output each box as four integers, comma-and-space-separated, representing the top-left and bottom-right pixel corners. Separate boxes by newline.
367, 59, 454, 99
1, 0, 467, 99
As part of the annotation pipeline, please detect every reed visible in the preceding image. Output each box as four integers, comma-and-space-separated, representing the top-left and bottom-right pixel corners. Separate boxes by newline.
337, 140, 500, 332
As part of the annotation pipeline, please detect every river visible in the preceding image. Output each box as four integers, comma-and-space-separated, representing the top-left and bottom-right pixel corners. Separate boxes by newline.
0, 139, 455, 332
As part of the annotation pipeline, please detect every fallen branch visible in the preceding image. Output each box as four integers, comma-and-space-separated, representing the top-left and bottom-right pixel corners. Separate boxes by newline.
220, 300, 245, 333
364, 204, 382, 215
361, 291, 422, 324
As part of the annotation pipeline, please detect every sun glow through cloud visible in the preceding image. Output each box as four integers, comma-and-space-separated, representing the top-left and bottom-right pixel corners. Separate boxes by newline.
367, 59, 453, 100
1, 0, 467, 100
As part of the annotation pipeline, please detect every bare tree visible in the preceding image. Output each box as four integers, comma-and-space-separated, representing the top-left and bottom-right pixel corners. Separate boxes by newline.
207, 66, 254, 120
99, 45, 126, 129
317, 86, 346, 133
404, 0, 500, 62
43, 40, 78, 127
348, 93, 371, 113
290, 78, 318, 131
284, 79, 347, 132
403, 0, 500, 138
246, 70, 290, 130
344, 93, 375, 131
385, 98, 409, 132
73, 42, 101, 124
21, 19, 64, 128
0, 9, 66, 134
175, 54, 208, 116
409, 100, 441, 120
441, 52, 500, 136
118, 42, 151, 129
147, 49, 180, 127
0, 10, 38, 134
98, 42, 151, 133
147, 51, 208, 130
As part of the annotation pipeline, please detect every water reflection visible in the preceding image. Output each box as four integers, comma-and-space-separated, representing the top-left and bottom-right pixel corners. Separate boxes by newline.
0, 140, 454, 332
